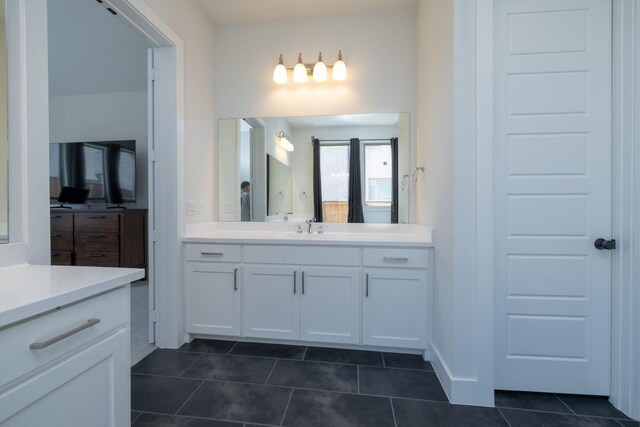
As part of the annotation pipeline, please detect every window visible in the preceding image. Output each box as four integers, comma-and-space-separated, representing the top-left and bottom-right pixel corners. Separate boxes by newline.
364, 144, 392, 205
320, 144, 349, 222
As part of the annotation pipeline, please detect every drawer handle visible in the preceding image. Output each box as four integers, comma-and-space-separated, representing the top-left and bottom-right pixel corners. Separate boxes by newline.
301, 271, 305, 295
52, 234, 63, 238
87, 216, 107, 219
51, 253, 60, 258
233, 268, 238, 291
366, 273, 369, 297
91, 235, 107, 239
201, 252, 224, 257
30, 319, 101, 350
383, 257, 409, 262
293, 271, 297, 294
86, 253, 106, 258
51, 215, 62, 219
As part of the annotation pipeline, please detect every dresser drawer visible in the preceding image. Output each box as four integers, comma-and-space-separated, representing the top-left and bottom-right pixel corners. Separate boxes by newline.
185, 244, 242, 263
74, 233, 119, 253
51, 233, 73, 252
363, 248, 429, 269
244, 245, 360, 266
0, 286, 128, 388
74, 213, 119, 233
50, 213, 73, 233
51, 252, 73, 266
75, 252, 119, 267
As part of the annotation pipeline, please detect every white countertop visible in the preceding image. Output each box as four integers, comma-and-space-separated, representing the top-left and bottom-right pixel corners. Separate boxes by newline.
183, 222, 434, 247
0, 264, 144, 328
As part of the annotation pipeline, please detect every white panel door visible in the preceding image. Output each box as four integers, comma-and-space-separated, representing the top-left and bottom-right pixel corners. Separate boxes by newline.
186, 262, 241, 336
494, 0, 612, 394
362, 269, 428, 349
243, 265, 299, 340
299, 267, 360, 344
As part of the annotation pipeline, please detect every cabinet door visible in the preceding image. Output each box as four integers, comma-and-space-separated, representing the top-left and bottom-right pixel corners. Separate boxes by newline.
362, 269, 428, 349
0, 329, 129, 427
243, 265, 299, 340
300, 267, 360, 344
186, 262, 241, 336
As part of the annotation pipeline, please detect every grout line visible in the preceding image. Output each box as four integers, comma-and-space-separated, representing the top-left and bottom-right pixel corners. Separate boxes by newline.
226, 342, 239, 355
173, 380, 205, 416
280, 388, 294, 426
178, 354, 204, 377
134, 410, 270, 426
265, 359, 279, 385
390, 397, 398, 427
495, 405, 630, 421
496, 407, 514, 427
357, 365, 360, 394
554, 394, 577, 415
132, 372, 449, 404
302, 346, 309, 360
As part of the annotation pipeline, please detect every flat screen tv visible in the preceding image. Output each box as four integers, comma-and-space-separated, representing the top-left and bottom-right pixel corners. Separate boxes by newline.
50, 140, 136, 205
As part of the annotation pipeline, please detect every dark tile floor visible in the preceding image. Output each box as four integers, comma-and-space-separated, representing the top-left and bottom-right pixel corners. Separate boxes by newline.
131, 340, 638, 426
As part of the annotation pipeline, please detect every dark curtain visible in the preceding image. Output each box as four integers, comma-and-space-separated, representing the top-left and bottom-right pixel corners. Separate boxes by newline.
312, 138, 323, 222
390, 137, 399, 224
348, 138, 365, 223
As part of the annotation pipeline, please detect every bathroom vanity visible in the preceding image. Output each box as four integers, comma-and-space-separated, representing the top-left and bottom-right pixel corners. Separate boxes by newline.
0, 264, 143, 426
183, 223, 434, 356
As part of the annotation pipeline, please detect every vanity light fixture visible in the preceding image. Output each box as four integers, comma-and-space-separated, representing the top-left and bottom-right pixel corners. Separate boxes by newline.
278, 131, 294, 152
273, 51, 347, 84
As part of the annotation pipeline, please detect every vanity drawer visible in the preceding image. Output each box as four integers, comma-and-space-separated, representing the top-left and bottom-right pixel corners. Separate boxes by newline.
0, 286, 128, 388
74, 213, 119, 233
75, 252, 120, 267
185, 244, 242, 263
363, 248, 429, 269
51, 232, 73, 252
74, 233, 119, 253
244, 245, 359, 266
51, 251, 73, 266
50, 213, 73, 233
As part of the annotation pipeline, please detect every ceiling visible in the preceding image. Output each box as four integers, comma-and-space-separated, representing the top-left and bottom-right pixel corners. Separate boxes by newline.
284, 113, 398, 129
195, 0, 418, 25
48, 0, 152, 97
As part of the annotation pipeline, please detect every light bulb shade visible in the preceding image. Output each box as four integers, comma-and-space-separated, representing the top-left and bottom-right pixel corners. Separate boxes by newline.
332, 59, 347, 81
278, 131, 295, 151
313, 61, 327, 82
273, 63, 287, 84
293, 63, 308, 83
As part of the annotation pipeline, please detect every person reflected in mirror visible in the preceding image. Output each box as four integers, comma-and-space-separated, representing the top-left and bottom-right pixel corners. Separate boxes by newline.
241, 181, 251, 221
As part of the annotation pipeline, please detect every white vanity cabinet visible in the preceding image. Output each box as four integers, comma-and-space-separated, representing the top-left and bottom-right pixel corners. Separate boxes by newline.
185, 244, 242, 336
0, 285, 130, 427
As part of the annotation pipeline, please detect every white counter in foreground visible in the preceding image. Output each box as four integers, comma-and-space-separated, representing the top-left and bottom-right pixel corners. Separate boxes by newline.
0, 264, 144, 328
183, 222, 434, 247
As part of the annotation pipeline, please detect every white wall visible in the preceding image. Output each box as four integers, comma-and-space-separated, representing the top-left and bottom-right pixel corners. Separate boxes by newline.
0, 20, 7, 232
142, 0, 216, 225
49, 91, 148, 208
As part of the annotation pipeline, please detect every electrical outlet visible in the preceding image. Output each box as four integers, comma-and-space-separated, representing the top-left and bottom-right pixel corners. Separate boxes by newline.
185, 200, 198, 215
198, 201, 205, 214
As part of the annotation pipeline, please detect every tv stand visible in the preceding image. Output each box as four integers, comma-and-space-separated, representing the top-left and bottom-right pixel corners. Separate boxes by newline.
107, 204, 127, 210
50, 204, 72, 210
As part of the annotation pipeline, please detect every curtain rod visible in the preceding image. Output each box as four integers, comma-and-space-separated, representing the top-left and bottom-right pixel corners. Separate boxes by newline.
312, 138, 394, 143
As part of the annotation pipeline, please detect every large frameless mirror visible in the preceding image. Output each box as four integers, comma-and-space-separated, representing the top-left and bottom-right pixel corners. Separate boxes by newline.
0, 0, 8, 243
218, 113, 410, 224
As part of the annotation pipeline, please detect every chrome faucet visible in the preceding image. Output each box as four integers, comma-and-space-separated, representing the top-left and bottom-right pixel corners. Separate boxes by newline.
306, 218, 316, 234
283, 212, 293, 222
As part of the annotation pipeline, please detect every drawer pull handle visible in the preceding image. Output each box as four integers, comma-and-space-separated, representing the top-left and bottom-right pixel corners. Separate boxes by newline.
366, 273, 369, 297
51, 215, 62, 219
201, 252, 223, 257
383, 257, 409, 262
52, 234, 63, 238
91, 235, 107, 239
293, 271, 297, 294
30, 319, 101, 350
86, 253, 106, 258
233, 268, 238, 291
87, 216, 107, 219
301, 271, 305, 295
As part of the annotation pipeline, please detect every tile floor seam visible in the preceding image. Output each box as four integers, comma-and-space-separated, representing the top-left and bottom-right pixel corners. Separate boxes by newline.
177, 354, 204, 377
554, 393, 578, 415
132, 410, 248, 425
226, 342, 239, 355
357, 365, 360, 394
497, 406, 628, 421
302, 346, 309, 360
132, 371, 447, 403
496, 407, 514, 427
389, 397, 398, 427
264, 359, 279, 385
280, 388, 294, 426
172, 379, 205, 416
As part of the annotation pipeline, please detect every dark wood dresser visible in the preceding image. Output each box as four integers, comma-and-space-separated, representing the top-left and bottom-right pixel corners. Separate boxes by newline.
50, 209, 147, 271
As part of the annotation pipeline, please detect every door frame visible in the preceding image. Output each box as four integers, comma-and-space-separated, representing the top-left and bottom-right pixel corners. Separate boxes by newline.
100, 0, 186, 349
473, 0, 639, 418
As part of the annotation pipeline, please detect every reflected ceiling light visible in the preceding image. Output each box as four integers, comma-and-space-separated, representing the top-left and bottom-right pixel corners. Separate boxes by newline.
278, 131, 294, 152
293, 53, 308, 83
272, 51, 347, 84
273, 54, 287, 84
313, 52, 328, 82
332, 50, 347, 81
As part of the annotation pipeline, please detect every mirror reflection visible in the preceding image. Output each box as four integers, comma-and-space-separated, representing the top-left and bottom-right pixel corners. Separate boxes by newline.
0, 0, 7, 243
218, 113, 410, 224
